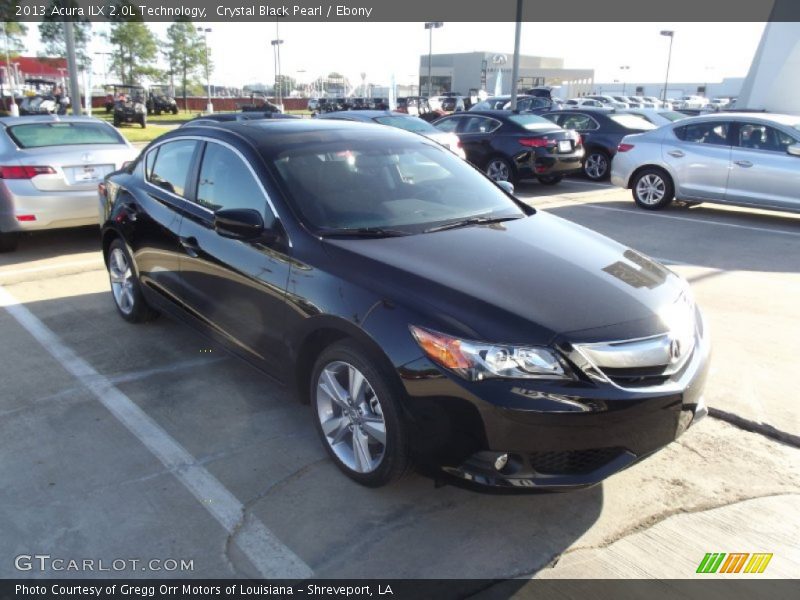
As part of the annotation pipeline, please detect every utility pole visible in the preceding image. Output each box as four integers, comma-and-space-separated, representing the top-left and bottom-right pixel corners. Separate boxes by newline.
661, 30, 675, 103
65, 20, 82, 115
509, 0, 523, 110
424, 22, 443, 98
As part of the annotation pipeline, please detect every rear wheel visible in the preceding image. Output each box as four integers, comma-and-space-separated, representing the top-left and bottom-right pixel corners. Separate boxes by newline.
106, 239, 158, 323
311, 341, 410, 487
583, 149, 611, 180
537, 174, 563, 185
631, 168, 675, 210
0, 232, 19, 253
485, 156, 516, 184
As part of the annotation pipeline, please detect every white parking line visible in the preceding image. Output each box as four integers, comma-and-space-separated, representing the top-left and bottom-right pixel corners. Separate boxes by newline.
0, 284, 313, 579
568, 203, 800, 237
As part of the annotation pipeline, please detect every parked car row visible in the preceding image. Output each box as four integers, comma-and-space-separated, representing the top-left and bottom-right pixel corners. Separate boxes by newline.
309, 97, 390, 113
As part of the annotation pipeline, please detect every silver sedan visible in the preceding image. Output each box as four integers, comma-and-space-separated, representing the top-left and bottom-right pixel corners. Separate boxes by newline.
611, 113, 800, 213
0, 115, 138, 251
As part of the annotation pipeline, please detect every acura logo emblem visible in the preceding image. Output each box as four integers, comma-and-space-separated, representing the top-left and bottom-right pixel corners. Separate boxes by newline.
492, 54, 508, 65
81, 153, 94, 162
669, 338, 682, 362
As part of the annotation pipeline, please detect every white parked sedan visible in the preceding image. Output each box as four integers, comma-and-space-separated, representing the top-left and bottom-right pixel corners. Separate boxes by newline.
0, 115, 138, 251
611, 113, 800, 213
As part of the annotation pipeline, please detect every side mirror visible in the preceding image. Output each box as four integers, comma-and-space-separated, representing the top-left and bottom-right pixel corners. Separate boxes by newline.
214, 208, 268, 241
787, 143, 800, 157
496, 180, 515, 195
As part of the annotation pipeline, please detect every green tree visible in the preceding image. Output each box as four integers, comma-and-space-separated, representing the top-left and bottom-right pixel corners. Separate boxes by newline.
164, 20, 207, 111
108, 21, 159, 85
1, 20, 28, 55
274, 75, 296, 98
38, 3, 92, 71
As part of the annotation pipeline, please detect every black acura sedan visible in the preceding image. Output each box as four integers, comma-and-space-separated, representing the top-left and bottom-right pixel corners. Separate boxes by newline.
543, 110, 656, 180
100, 119, 709, 490
433, 110, 583, 185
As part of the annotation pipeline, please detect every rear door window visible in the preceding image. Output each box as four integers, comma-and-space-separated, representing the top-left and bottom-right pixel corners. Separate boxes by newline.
148, 140, 198, 197
674, 122, 731, 146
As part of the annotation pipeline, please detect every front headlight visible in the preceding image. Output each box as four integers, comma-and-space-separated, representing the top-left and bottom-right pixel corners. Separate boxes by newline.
409, 325, 572, 381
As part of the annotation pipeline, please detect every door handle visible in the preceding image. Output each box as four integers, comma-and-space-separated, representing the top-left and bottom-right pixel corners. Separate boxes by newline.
734, 160, 753, 168
179, 236, 200, 258
667, 150, 685, 158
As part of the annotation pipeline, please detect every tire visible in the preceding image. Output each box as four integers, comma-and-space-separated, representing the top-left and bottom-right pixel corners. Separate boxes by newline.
172, 107, 179, 115
583, 149, 611, 180
631, 167, 675, 210
484, 156, 516, 184
537, 174, 563, 185
311, 340, 410, 487
0, 232, 19, 253
106, 238, 158, 323
139, 115, 147, 129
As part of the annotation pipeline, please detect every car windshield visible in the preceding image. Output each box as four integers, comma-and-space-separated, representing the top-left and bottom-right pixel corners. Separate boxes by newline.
373, 116, 438, 134
7, 121, 125, 148
609, 114, 657, 130
507, 114, 558, 130
270, 138, 525, 234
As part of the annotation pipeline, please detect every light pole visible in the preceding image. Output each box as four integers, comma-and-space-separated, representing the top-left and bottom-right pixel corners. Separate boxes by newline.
197, 27, 212, 113
619, 65, 630, 95
424, 22, 443, 98
660, 30, 675, 103
271, 39, 284, 107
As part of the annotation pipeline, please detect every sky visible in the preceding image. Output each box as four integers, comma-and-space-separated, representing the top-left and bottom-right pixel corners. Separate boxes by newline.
24, 21, 766, 88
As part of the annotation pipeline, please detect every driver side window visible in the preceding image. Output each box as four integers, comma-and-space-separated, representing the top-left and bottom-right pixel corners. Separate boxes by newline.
196, 143, 275, 227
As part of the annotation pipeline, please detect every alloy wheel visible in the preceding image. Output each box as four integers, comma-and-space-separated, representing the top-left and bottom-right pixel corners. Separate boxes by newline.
108, 247, 135, 315
316, 361, 387, 474
635, 173, 667, 205
486, 159, 510, 182
584, 153, 608, 179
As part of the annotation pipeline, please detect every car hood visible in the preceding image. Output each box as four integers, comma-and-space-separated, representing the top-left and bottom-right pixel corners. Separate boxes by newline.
322, 212, 687, 345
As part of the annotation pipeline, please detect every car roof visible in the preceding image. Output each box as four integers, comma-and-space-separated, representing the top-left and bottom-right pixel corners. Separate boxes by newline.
683, 112, 800, 126
321, 110, 409, 120
174, 117, 421, 154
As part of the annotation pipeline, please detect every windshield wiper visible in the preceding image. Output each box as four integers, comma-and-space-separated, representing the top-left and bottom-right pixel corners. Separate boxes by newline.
319, 227, 410, 238
423, 215, 523, 234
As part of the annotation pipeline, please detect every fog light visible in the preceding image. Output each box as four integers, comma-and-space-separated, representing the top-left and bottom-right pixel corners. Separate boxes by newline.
494, 453, 509, 471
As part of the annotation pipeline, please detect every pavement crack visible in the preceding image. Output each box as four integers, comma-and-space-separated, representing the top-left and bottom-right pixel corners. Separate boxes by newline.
708, 409, 800, 449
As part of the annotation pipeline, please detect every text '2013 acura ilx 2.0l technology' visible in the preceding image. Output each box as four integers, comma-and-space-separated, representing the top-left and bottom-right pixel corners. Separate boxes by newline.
99, 119, 709, 490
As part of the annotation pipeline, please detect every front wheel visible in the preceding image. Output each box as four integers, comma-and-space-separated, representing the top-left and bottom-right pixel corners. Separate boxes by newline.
311, 341, 410, 487
485, 156, 516, 184
583, 149, 611, 180
537, 174, 563, 185
107, 239, 158, 323
631, 168, 675, 210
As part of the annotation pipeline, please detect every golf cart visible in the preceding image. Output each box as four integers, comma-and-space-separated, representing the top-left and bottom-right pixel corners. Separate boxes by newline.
18, 79, 63, 115
147, 85, 178, 115
111, 84, 147, 128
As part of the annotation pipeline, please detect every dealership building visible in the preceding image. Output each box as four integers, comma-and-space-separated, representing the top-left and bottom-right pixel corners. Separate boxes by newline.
419, 51, 594, 97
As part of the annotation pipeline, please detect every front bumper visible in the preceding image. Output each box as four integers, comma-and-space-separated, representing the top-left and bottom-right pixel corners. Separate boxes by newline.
399, 322, 710, 490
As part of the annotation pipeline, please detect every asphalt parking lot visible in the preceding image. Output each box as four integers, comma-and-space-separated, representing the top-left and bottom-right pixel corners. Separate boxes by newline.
1, 178, 798, 585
